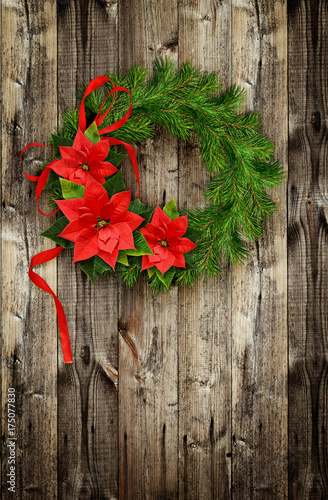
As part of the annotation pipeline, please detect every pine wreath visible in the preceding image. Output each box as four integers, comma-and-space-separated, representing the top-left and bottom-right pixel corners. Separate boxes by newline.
24, 58, 284, 294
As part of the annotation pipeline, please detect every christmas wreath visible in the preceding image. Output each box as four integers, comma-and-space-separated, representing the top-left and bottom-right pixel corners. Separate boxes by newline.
22, 58, 284, 363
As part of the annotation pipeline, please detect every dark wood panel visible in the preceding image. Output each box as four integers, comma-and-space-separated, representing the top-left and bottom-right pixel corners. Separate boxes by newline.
288, 0, 328, 497
178, 1, 232, 498
231, 1, 288, 498
118, 1, 179, 498
57, 1, 119, 498
1, 1, 58, 498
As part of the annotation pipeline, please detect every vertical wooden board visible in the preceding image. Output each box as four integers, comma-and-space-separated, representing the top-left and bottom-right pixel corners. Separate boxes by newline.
288, 1, 328, 497
1, 1, 58, 498
118, 1, 179, 497
57, 1, 119, 498
178, 1, 232, 498
231, 1, 288, 498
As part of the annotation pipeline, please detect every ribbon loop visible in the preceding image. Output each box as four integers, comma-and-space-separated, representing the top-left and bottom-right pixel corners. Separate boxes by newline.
78, 76, 140, 198
20, 143, 60, 216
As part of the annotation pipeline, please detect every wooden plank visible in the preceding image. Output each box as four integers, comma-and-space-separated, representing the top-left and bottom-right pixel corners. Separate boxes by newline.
57, 1, 119, 498
288, 1, 328, 497
178, 1, 232, 498
1, 1, 58, 498
118, 1, 179, 497
231, 1, 288, 498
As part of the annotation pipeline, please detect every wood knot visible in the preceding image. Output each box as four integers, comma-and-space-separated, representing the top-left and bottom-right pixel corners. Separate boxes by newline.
311, 111, 321, 132
80, 345, 90, 364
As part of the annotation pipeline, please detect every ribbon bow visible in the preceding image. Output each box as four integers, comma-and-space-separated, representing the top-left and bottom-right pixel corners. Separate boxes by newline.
22, 77, 140, 363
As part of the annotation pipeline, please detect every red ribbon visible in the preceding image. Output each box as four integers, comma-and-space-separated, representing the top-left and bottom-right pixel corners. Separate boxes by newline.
78, 76, 141, 199
29, 247, 72, 363
22, 76, 141, 364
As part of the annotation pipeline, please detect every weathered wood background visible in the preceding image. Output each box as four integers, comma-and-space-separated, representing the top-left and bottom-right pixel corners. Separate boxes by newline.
1, 0, 327, 498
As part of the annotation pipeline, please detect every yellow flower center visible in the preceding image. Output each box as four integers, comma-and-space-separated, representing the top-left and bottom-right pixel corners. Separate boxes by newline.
80, 163, 90, 171
159, 239, 168, 247
97, 220, 107, 229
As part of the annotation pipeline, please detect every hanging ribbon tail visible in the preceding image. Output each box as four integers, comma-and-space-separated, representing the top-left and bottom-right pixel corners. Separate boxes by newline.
29, 246, 73, 363
101, 137, 140, 199
20, 143, 60, 216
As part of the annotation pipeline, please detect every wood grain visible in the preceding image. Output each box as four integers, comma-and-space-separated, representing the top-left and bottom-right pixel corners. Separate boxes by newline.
178, 1, 232, 498
57, 1, 119, 498
231, 1, 288, 498
118, 1, 179, 498
288, 0, 328, 497
1, 1, 58, 498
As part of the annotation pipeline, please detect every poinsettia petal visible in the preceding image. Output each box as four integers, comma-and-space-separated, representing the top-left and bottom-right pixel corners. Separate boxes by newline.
144, 223, 165, 240
119, 211, 144, 231
73, 227, 99, 263
141, 255, 157, 271
170, 249, 186, 268
88, 140, 109, 163
98, 234, 119, 253
51, 159, 78, 178
98, 248, 119, 270
84, 176, 109, 215
78, 212, 98, 226
151, 206, 171, 227
73, 128, 93, 150
108, 191, 131, 222
153, 245, 168, 257
155, 251, 175, 274
148, 253, 164, 263
173, 237, 197, 253
98, 226, 111, 242
68, 169, 89, 185
59, 146, 85, 164
89, 164, 118, 178
167, 216, 188, 239
56, 198, 85, 221
140, 227, 158, 244
58, 219, 85, 242
113, 222, 135, 250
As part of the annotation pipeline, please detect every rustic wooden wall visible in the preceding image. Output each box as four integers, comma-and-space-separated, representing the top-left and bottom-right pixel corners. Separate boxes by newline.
1, 0, 327, 499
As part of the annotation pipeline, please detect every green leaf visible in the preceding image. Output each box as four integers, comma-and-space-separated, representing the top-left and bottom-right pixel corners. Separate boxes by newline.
184, 249, 197, 269
106, 149, 127, 168
128, 199, 156, 223
40, 216, 74, 248
147, 267, 156, 278
78, 255, 112, 284
84, 121, 100, 144
163, 198, 180, 220
154, 267, 176, 290
125, 231, 154, 256
44, 169, 62, 191
60, 179, 85, 200
103, 170, 126, 198
51, 135, 74, 160
117, 250, 129, 265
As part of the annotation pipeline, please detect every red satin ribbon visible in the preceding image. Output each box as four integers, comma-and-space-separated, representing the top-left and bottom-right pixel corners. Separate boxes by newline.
22, 75, 141, 364
29, 246, 72, 363
20, 144, 60, 216
78, 76, 141, 199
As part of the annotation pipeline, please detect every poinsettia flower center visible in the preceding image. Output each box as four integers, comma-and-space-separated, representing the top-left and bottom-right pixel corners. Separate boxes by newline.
80, 162, 90, 171
97, 219, 108, 230
159, 239, 169, 248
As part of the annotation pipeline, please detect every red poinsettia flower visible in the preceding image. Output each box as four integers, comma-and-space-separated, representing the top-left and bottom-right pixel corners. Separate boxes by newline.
51, 129, 117, 185
55, 176, 144, 268
140, 207, 196, 274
